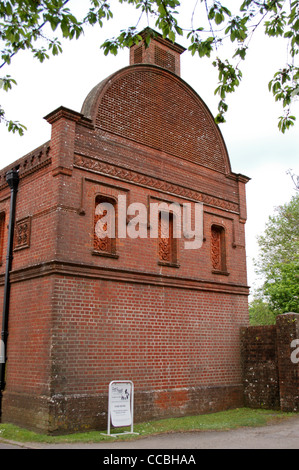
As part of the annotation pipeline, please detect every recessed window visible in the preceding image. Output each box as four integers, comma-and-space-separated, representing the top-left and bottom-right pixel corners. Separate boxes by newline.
211, 224, 227, 274
158, 211, 179, 267
93, 195, 118, 258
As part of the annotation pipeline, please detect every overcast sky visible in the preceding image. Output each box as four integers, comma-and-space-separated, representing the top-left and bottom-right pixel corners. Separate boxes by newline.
1, 1, 298, 296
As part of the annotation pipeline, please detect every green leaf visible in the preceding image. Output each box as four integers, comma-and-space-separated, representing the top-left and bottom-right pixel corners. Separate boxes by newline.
278, 114, 296, 133
175, 25, 183, 36
0, 75, 17, 91
215, 113, 226, 124
158, 3, 167, 16
169, 30, 175, 42
215, 12, 224, 25
284, 30, 293, 38
233, 46, 248, 60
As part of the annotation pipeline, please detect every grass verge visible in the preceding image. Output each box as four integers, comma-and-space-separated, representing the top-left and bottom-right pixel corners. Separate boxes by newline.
0, 407, 297, 445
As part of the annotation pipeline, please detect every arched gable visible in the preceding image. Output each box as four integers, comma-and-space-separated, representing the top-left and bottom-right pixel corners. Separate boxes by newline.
81, 64, 231, 174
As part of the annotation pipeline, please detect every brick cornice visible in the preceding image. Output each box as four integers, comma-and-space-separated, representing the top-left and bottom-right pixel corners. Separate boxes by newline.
228, 172, 251, 184
0, 142, 51, 189
6, 259, 250, 295
44, 106, 84, 125
135, 27, 187, 55
74, 153, 240, 214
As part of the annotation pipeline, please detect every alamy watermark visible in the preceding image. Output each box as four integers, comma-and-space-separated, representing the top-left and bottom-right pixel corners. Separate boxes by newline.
95, 195, 203, 250
291, 339, 299, 364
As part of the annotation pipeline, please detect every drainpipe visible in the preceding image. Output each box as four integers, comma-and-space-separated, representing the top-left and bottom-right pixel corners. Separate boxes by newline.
0, 168, 19, 420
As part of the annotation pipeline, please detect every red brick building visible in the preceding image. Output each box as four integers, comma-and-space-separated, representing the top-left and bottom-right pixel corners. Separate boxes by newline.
0, 29, 250, 434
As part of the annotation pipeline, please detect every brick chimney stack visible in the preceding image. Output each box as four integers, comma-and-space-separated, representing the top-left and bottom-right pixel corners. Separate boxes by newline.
130, 27, 186, 76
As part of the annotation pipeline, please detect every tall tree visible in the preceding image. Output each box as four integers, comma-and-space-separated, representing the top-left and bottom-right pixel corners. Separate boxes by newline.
1, 0, 299, 135
254, 193, 299, 316
248, 296, 276, 325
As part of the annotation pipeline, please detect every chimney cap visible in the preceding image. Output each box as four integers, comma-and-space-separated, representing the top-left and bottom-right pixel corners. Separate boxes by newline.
130, 27, 186, 75
132, 27, 186, 55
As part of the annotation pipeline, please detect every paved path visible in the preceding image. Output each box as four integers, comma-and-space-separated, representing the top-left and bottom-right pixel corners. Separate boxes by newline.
1, 416, 299, 449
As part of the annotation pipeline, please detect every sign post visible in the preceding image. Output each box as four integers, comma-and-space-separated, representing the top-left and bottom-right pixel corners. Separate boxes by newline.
104, 380, 138, 437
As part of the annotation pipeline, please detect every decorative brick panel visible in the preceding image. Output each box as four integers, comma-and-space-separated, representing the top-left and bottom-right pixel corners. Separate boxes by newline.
154, 45, 176, 73
73, 154, 239, 213
94, 196, 115, 254
158, 212, 173, 263
134, 45, 143, 64
211, 225, 222, 270
14, 216, 31, 251
211, 224, 227, 273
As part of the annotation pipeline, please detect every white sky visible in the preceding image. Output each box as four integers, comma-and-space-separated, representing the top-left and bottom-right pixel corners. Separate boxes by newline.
1, 1, 298, 296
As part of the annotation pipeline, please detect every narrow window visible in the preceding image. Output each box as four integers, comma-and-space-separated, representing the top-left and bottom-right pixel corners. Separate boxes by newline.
211, 225, 227, 273
94, 196, 116, 256
158, 211, 178, 266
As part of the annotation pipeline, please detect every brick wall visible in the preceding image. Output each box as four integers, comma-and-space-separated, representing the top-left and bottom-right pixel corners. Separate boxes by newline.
48, 278, 247, 433
276, 313, 299, 411
1, 270, 248, 433
240, 325, 280, 409
241, 313, 299, 412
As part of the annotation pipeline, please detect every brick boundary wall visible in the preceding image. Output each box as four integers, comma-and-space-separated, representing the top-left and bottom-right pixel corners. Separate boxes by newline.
241, 313, 299, 412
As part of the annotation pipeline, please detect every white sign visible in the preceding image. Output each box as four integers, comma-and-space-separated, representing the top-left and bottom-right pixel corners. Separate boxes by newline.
104, 380, 138, 437
110, 382, 132, 427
